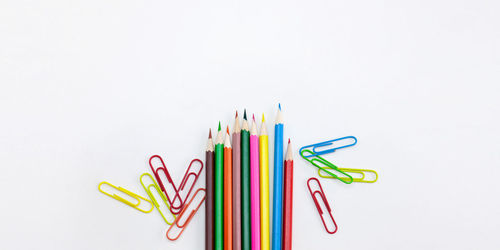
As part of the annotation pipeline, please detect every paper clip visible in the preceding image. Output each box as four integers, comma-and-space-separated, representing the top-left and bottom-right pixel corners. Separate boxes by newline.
149, 155, 182, 211
98, 181, 153, 213
166, 188, 206, 241
307, 178, 337, 234
300, 149, 353, 184
318, 167, 378, 183
140, 173, 176, 225
299, 136, 357, 158
149, 155, 204, 215
172, 159, 204, 214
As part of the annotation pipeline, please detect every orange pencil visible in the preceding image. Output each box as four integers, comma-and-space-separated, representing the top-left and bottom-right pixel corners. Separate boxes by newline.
224, 126, 233, 250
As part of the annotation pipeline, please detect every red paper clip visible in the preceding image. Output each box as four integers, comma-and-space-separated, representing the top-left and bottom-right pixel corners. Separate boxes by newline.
149, 155, 204, 215
166, 188, 206, 241
149, 155, 182, 212
307, 177, 338, 234
171, 159, 204, 214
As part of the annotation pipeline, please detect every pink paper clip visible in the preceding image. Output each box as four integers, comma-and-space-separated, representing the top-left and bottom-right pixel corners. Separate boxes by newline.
307, 177, 338, 234
149, 155, 204, 215
166, 188, 206, 241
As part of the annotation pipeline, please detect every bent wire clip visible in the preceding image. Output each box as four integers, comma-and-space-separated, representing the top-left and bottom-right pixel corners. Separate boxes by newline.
172, 159, 204, 214
318, 167, 378, 183
166, 188, 206, 241
149, 155, 204, 214
140, 173, 176, 225
300, 149, 353, 184
149, 155, 183, 212
307, 178, 338, 234
98, 181, 153, 213
300, 136, 378, 183
299, 136, 357, 158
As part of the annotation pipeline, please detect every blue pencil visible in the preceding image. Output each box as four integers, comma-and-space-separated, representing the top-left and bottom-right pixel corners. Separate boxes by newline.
272, 104, 284, 250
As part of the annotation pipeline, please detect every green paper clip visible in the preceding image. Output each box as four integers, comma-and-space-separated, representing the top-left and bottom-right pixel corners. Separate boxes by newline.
318, 167, 378, 183
300, 149, 354, 184
140, 173, 176, 225
98, 181, 154, 213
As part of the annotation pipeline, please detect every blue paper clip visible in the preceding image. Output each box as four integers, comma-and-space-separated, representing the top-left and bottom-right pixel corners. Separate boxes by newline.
299, 136, 357, 158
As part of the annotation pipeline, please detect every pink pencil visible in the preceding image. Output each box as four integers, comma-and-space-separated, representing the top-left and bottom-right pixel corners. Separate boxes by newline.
250, 115, 261, 250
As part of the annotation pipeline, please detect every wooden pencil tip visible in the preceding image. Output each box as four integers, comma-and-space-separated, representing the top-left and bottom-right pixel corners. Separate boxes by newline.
218, 122, 221, 131
209, 129, 212, 138
243, 109, 247, 120
227, 126, 230, 134
252, 114, 255, 121
262, 114, 265, 122
279, 103, 281, 110
288, 138, 291, 143
235, 110, 238, 118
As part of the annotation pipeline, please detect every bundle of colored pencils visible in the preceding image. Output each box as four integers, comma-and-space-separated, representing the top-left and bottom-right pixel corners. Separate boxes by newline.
206, 105, 294, 250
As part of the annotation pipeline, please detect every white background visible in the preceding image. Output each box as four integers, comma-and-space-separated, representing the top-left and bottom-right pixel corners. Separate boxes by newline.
1, 0, 499, 249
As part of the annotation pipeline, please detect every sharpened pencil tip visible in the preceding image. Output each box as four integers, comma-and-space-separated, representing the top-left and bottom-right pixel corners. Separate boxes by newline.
288, 138, 291, 143
218, 122, 221, 131
279, 103, 281, 110
209, 129, 212, 138
227, 126, 230, 134
235, 110, 238, 118
262, 114, 265, 122
243, 109, 247, 120
252, 114, 255, 121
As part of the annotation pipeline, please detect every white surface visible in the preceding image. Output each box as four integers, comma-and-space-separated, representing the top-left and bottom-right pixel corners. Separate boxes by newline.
1, 0, 499, 249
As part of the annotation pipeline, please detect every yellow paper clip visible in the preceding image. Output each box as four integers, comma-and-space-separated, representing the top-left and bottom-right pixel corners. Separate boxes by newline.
98, 181, 154, 213
319, 167, 378, 183
140, 173, 176, 225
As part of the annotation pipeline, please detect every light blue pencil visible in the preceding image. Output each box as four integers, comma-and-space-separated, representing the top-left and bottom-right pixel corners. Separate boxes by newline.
272, 104, 284, 250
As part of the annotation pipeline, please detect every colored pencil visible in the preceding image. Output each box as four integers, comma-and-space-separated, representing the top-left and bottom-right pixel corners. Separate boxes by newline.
206, 129, 215, 250
241, 110, 251, 250
282, 139, 293, 250
232, 112, 242, 250
224, 127, 233, 250
272, 104, 284, 250
250, 115, 261, 250
259, 115, 270, 250
215, 123, 224, 250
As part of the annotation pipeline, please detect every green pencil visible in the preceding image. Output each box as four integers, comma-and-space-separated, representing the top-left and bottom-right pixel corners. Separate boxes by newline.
241, 110, 251, 250
215, 123, 224, 250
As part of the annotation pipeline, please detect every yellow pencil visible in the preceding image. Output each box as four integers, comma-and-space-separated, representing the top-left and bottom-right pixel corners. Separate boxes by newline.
259, 114, 270, 250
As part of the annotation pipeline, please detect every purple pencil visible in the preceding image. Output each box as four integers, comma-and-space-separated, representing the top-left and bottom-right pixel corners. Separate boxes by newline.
206, 129, 215, 250
232, 111, 242, 250
250, 115, 261, 250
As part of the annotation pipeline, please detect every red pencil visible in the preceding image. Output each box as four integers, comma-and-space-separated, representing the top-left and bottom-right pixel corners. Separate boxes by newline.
282, 139, 293, 250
